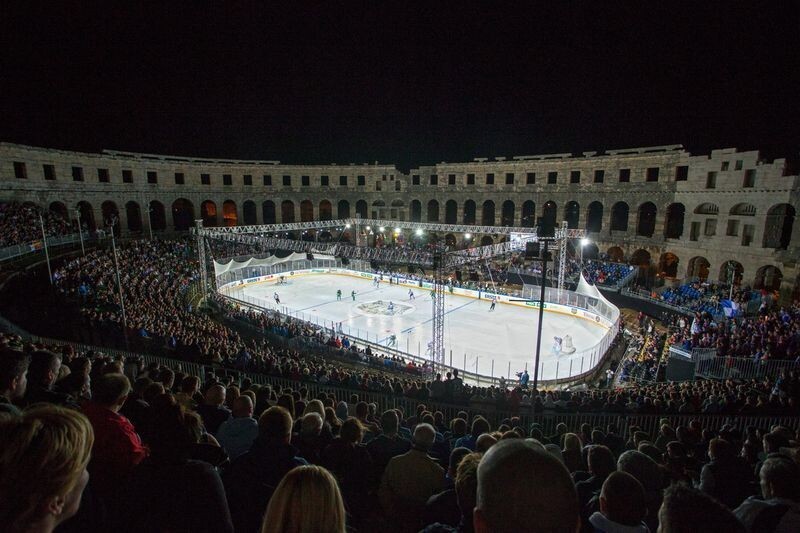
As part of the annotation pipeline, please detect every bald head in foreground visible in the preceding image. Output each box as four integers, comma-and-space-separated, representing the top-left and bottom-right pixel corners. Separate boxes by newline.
474, 439, 579, 533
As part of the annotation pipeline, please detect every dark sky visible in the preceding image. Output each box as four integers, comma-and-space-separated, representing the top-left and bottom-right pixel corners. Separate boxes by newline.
2, 2, 799, 170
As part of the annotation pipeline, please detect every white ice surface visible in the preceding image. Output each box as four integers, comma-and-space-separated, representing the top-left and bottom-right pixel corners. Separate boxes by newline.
229, 274, 609, 381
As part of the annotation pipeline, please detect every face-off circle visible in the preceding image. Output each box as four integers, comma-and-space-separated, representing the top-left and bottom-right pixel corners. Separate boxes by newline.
355, 300, 414, 316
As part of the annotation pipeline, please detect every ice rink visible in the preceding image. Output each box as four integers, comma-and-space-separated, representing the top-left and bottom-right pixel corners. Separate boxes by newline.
227, 273, 611, 382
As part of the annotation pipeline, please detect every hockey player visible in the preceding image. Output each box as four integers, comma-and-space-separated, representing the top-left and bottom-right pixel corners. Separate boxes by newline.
388, 301, 395, 314
387, 334, 397, 347
489, 296, 497, 312
351, 290, 356, 301
274, 292, 280, 305
336, 289, 342, 301
408, 289, 415, 300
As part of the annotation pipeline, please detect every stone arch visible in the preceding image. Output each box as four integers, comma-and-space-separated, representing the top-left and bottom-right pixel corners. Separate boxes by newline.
564, 201, 580, 229
201, 200, 218, 227
149, 200, 166, 231
319, 200, 332, 221
611, 202, 629, 232
355, 200, 368, 219
541, 201, 557, 237
582, 243, 599, 260
262, 200, 276, 224
521, 200, 535, 228
482, 200, 495, 226
658, 252, 679, 278
586, 201, 603, 233
754, 265, 783, 291
606, 246, 624, 262
222, 200, 238, 227
125, 201, 142, 232
664, 203, 685, 239
480, 235, 494, 246
719, 260, 744, 286
636, 202, 657, 237
281, 200, 295, 223
300, 200, 313, 222
101, 200, 120, 235
763, 204, 795, 249
427, 199, 439, 222
463, 200, 476, 225
49, 201, 68, 221
729, 203, 756, 216
630, 249, 651, 266
687, 256, 711, 280
171, 198, 194, 231
337, 200, 350, 219
501, 200, 515, 227
242, 200, 257, 225
372, 199, 386, 207
77, 201, 96, 231
694, 202, 719, 215
410, 200, 422, 222
445, 200, 457, 224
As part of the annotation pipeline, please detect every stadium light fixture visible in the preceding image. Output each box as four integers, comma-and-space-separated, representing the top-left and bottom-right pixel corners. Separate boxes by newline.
464, 233, 471, 239
379, 226, 385, 232
580, 237, 590, 247
415, 228, 424, 236
345, 223, 351, 228
394, 227, 401, 234
365, 226, 371, 231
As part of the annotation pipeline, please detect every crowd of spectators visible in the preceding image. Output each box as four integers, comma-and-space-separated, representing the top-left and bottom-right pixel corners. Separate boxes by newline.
659, 280, 762, 316
1, 332, 799, 532
0, 201, 72, 248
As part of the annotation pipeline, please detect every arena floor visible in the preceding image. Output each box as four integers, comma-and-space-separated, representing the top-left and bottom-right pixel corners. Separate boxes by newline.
228, 274, 609, 382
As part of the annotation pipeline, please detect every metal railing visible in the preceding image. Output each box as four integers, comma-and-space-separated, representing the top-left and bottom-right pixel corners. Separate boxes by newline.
693, 350, 800, 381
0, 233, 90, 263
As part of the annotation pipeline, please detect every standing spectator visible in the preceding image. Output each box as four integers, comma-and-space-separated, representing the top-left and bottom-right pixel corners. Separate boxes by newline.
473, 439, 579, 533
216, 395, 259, 460
380, 423, 446, 532
82, 373, 147, 494
0, 349, 29, 415
455, 417, 491, 451
261, 465, 346, 533
424, 447, 473, 530
196, 384, 232, 435
575, 445, 616, 514
0, 405, 94, 533
224, 406, 307, 533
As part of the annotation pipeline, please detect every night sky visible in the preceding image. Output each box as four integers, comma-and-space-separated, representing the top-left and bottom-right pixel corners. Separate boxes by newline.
2, 2, 799, 170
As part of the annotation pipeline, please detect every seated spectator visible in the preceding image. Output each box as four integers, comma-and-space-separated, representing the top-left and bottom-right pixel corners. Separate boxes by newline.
588, 471, 649, 533
322, 417, 372, 524
195, 384, 232, 435
0, 405, 93, 533
82, 373, 147, 494
224, 406, 308, 533
617, 450, 665, 531
700, 438, 755, 509
575, 445, 616, 518
292, 412, 326, 464
658, 484, 745, 533
116, 397, 234, 533
456, 417, 491, 451
261, 465, 346, 533
380, 423, 446, 532
562, 433, 585, 473
424, 447, 472, 528
477, 433, 498, 453
0, 349, 29, 415
422, 452, 482, 533
216, 395, 259, 460
473, 439, 579, 533
734, 455, 800, 532
367, 409, 411, 485
24, 350, 77, 408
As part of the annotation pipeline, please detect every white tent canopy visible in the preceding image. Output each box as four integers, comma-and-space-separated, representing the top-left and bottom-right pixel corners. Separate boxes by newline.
213, 252, 335, 277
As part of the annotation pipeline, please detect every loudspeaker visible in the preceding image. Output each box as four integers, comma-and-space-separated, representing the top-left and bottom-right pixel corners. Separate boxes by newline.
306, 253, 314, 261
526, 242, 540, 258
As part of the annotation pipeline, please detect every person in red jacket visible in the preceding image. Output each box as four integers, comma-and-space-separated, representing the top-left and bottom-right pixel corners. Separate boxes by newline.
82, 373, 147, 494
